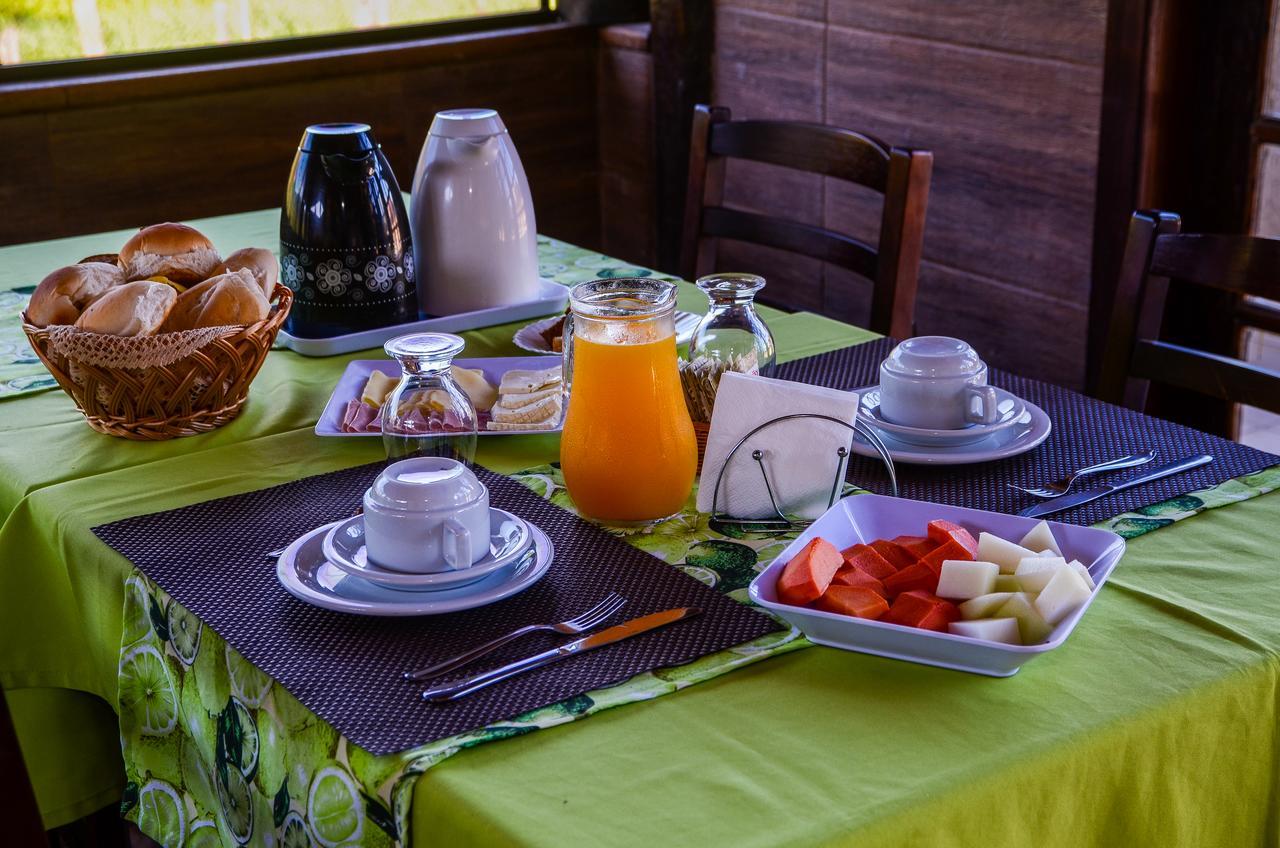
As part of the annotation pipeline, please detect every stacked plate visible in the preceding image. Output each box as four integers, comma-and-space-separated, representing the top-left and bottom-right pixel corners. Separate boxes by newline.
851, 385, 1052, 465
276, 508, 553, 616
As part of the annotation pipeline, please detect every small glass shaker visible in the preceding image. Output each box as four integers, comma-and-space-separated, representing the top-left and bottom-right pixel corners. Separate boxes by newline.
689, 273, 777, 375
381, 333, 478, 464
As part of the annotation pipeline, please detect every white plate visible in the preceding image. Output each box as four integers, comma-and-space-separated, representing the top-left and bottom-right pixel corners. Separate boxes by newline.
850, 396, 1051, 465
277, 521, 553, 616
513, 310, 701, 354
315, 356, 563, 438
748, 494, 1125, 676
277, 277, 569, 356
857, 385, 1026, 447
321, 508, 531, 592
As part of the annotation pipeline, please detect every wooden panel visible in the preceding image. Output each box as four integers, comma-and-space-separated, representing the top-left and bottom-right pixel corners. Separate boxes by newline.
597, 32, 656, 265
713, 8, 825, 122
913, 261, 1089, 386
824, 26, 1101, 303
714, 0, 825, 25
0, 38, 599, 248
827, 0, 1106, 65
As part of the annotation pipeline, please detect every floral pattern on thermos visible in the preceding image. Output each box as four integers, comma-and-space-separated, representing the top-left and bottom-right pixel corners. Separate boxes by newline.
279, 243, 416, 307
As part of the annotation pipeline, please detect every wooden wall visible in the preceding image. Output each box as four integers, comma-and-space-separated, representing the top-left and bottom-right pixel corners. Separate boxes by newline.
597, 23, 658, 267
0, 24, 600, 251
710, 0, 1107, 386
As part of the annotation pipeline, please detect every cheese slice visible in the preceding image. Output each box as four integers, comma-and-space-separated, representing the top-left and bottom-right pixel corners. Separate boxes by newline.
491, 394, 561, 424
499, 385, 561, 409
499, 366, 562, 395
360, 369, 397, 407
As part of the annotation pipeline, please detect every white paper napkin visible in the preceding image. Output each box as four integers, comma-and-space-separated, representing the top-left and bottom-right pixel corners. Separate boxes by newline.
696, 372, 860, 519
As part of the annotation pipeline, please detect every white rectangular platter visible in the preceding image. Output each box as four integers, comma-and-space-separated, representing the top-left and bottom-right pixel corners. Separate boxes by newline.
316, 356, 563, 438
278, 277, 569, 357
748, 494, 1125, 677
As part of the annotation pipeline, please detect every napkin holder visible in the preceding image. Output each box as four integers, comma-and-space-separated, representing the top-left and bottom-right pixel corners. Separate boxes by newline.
706, 413, 898, 533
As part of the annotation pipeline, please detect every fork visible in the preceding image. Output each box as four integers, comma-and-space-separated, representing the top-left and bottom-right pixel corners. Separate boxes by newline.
1007, 450, 1157, 499
402, 592, 628, 681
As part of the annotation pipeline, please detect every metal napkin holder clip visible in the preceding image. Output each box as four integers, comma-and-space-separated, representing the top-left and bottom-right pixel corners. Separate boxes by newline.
708, 413, 898, 533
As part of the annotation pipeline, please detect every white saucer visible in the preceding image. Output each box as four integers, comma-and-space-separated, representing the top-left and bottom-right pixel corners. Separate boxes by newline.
850, 397, 1052, 465
856, 385, 1026, 447
277, 522, 553, 616
321, 508, 531, 592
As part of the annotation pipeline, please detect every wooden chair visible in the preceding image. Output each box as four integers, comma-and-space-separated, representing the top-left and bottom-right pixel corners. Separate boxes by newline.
1098, 209, 1280, 415
679, 104, 932, 339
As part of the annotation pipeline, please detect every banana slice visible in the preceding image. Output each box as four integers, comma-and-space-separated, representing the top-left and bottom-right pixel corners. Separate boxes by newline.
499, 385, 561, 409
486, 419, 559, 431
490, 393, 561, 424
499, 366, 562, 395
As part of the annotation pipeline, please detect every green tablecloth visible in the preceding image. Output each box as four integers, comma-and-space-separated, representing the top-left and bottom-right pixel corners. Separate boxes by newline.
3, 209, 1279, 846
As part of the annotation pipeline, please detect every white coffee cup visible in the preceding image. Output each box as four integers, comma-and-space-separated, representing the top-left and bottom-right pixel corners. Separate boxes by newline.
878, 336, 998, 430
362, 457, 490, 573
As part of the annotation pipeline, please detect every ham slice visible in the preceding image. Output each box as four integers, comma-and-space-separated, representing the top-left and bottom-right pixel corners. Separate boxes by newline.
340, 400, 380, 433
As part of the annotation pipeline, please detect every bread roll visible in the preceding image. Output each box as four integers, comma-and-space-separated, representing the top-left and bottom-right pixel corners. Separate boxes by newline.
214, 247, 278, 298
75, 281, 177, 336
119, 222, 221, 285
162, 269, 270, 331
26, 262, 125, 327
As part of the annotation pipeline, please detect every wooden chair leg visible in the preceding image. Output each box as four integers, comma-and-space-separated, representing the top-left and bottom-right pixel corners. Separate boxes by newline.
0, 686, 50, 847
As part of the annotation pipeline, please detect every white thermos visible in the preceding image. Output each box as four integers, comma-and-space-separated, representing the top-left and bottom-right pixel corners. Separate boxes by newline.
410, 109, 540, 316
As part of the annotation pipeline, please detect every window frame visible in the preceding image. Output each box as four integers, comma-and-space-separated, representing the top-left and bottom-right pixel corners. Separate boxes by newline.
0, 4, 555, 83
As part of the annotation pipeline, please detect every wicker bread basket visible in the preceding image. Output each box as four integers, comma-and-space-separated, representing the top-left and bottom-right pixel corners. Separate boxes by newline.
22, 281, 292, 441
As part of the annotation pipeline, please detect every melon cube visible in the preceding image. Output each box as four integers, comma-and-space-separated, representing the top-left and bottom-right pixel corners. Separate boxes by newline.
958, 592, 1015, 620
935, 560, 999, 600
1034, 567, 1093, 625
1014, 557, 1068, 593
1067, 559, 1096, 590
996, 593, 1053, 644
977, 532, 1041, 574
993, 574, 1021, 593
1018, 520, 1063, 557
949, 617, 1022, 645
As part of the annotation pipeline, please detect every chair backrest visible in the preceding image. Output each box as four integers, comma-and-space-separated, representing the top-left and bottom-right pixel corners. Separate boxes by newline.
679, 105, 932, 339
1098, 209, 1280, 414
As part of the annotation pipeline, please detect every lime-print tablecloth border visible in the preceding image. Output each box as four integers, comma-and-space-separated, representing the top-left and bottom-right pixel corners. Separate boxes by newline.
116, 460, 1280, 847
0, 236, 671, 399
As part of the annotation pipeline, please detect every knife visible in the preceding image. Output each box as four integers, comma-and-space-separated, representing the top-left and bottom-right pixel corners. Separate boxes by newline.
421, 607, 701, 702
1018, 454, 1213, 518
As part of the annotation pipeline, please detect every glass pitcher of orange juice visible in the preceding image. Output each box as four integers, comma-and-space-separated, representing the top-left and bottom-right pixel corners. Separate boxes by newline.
560, 278, 697, 525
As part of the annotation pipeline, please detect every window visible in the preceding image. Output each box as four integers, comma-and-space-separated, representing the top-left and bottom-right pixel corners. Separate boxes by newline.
0, 0, 551, 74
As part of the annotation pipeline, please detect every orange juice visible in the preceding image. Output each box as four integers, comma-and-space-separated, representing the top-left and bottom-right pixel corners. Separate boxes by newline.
560, 284, 697, 524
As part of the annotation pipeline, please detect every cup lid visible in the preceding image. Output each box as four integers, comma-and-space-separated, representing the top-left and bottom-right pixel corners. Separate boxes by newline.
298, 122, 377, 154
429, 108, 507, 139
366, 457, 486, 511
882, 336, 984, 378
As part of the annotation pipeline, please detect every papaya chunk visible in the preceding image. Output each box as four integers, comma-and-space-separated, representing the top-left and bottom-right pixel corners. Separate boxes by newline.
882, 562, 940, 598
814, 585, 890, 620
892, 534, 938, 559
919, 538, 976, 573
776, 537, 843, 606
868, 539, 915, 570
830, 565, 887, 597
926, 519, 979, 558
839, 543, 898, 580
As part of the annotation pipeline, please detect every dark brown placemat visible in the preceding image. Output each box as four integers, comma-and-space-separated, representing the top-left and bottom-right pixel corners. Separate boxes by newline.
93, 463, 780, 755
775, 338, 1280, 524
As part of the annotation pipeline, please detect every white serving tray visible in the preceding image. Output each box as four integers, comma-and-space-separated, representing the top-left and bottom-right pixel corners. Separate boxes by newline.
748, 494, 1125, 677
277, 277, 569, 356
316, 356, 563, 438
